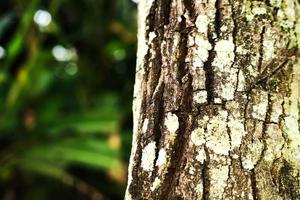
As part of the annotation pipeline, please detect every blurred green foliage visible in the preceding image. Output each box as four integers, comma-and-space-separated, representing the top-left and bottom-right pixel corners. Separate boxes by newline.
0, 0, 137, 199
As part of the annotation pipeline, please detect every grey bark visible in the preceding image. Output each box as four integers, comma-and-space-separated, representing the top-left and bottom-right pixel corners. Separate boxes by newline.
126, 0, 300, 199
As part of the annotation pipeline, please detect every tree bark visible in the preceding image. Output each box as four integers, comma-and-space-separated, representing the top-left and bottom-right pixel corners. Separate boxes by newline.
126, 0, 300, 199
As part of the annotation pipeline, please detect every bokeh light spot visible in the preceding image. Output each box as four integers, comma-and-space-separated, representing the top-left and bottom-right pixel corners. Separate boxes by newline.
33, 9, 52, 27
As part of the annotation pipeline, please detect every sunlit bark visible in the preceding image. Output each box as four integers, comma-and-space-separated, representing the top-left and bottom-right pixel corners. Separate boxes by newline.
126, 0, 300, 199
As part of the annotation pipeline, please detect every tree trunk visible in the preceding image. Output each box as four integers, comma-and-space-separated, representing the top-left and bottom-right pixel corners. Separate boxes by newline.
125, 0, 300, 199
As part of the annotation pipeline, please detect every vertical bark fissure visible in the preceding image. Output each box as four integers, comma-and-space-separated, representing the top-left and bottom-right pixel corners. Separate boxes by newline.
214, 0, 222, 38
230, 0, 239, 96
243, 89, 251, 131
203, 0, 221, 104
204, 48, 216, 104
224, 106, 233, 198
176, 15, 189, 85
160, 15, 193, 198
183, 0, 196, 20
258, 26, 266, 74
203, 51, 216, 104
151, 82, 165, 169
202, 145, 211, 200
250, 169, 259, 200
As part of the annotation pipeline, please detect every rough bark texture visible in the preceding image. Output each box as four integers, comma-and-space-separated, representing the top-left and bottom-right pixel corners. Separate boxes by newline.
126, 0, 300, 199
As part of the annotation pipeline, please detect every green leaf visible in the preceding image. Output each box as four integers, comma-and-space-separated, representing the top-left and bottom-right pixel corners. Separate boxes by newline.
22, 138, 121, 170
39, 93, 121, 134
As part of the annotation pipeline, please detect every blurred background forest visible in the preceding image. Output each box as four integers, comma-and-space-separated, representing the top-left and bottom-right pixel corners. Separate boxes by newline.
0, 0, 137, 199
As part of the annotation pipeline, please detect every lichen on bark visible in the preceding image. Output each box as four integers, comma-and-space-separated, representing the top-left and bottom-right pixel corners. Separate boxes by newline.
126, 0, 300, 199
